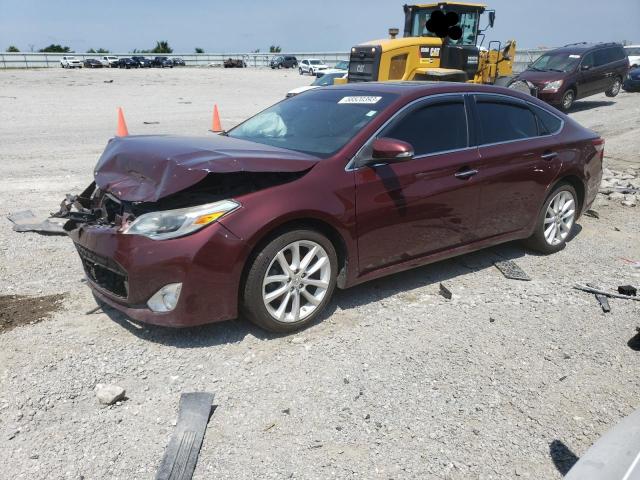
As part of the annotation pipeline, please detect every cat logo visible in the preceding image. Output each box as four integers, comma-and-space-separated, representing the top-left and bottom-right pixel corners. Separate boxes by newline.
356, 64, 365, 73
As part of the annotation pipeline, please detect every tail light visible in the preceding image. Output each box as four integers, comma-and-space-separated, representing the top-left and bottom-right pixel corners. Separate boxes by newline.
592, 137, 605, 161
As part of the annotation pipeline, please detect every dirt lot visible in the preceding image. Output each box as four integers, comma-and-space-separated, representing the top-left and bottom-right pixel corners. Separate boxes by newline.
0, 68, 639, 479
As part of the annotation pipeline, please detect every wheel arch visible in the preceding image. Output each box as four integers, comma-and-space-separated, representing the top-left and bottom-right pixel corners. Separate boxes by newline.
239, 216, 352, 297
552, 174, 586, 215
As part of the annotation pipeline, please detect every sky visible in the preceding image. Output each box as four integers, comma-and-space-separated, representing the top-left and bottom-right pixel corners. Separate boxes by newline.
0, 0, 638, 53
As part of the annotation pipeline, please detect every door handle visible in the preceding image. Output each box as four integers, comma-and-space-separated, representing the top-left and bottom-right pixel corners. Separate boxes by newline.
541, 151, 558, 161
454, 168, 479, 179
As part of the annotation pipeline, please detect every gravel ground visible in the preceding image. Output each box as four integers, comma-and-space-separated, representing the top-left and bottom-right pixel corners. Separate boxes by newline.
0, 68, 639, 480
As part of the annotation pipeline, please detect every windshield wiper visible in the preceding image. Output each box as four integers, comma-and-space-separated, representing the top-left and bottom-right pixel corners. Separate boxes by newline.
528, 67, 544, 71
547, 68, 565, 73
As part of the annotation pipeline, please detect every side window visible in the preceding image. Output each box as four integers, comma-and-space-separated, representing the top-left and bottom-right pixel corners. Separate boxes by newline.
475, 97, 538, 144
594, 49, 611, 67
582, 52, 594, 68
381, 99, 468, 156
389, 54, 408, 81
529, 104, 562, 136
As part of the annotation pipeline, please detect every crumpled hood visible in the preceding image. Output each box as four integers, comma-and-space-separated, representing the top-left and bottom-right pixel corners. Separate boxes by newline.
94, 135, 319, 202
516, 70, 566, 86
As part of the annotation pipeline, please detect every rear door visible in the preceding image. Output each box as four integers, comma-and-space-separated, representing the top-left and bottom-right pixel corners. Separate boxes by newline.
355, 94, 482, 273
470, 94, 564, 240
577, 52, 599, 97
592, 48, 615, 93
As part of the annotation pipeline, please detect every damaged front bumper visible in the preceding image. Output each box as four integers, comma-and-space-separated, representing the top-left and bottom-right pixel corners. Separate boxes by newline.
59, 184, 249, 327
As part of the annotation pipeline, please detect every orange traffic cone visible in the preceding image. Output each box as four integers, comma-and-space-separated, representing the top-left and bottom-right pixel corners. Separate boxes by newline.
210, 104, 223, 133
116, 107, 129, 137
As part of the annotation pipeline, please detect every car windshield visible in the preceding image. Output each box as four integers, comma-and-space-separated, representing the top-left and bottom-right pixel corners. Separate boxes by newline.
529, 52, 581, 72
310, 60, 322, 65
312, 73, 344, 86
228, 89, 398, 158
335, 61, 348, 69
626, 47, 640, 56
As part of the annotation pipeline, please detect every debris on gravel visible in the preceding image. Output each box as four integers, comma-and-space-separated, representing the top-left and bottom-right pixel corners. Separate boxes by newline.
0, 294, 66, 334
94, 384, 126, 405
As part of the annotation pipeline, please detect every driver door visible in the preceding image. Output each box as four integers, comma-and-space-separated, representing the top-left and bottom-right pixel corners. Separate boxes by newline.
354, 94, 482, 274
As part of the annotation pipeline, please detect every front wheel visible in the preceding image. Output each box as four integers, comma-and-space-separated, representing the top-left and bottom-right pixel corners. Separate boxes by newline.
242, 230, 338, 333
559, 89, 575, 112
524, 183, 578, 254
605, 77, 622, 97
299, 67, 303, 75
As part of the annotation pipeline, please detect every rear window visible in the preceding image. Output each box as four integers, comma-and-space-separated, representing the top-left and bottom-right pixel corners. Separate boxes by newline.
530, 104, 562, 135
476, 97, 537, 144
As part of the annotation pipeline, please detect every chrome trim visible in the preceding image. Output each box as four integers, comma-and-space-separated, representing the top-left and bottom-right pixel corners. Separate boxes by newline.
454, 169, 479, 178
345, 93, 469, 171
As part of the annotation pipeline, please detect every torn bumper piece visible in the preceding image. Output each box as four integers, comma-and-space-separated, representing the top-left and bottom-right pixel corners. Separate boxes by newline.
69, 220, 248, 327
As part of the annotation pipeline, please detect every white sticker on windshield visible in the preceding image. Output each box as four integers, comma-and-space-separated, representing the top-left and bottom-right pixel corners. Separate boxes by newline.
569, 54, 581, 58
366, 110, 377, 117
338, 96, 382, 105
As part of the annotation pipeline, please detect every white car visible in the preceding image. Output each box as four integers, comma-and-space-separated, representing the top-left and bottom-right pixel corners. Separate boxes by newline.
101, 56, 119, 68
286, 69, 347, 97
625, 45, 640, 68
299, 58, 328, 76
60, 56, 82, 68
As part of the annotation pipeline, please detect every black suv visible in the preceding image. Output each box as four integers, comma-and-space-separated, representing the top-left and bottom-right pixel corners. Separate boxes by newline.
517, 42, 629, 111
152, 56, 173, 68
131, 56, 152, 67
117, 58, 139, 69
270, 55, 298, 69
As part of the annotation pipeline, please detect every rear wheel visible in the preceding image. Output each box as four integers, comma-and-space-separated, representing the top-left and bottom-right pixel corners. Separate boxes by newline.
242, 229, 337, 333
559, 89, 575, 112
605, 77, 622, 97
524, 183, 578, 254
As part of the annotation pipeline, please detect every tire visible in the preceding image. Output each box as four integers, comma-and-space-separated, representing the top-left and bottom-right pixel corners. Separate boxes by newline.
605, 77, 622, 97
241, 229, 338, 333
299, 67, 303, 75
523, 182, 578, 254
559, 89, 575, 112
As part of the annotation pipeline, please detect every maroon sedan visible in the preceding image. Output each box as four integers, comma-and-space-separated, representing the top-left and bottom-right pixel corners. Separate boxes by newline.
60, 82, 604, 332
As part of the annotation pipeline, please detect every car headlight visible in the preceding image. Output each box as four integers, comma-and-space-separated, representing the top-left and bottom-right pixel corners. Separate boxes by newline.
123, 199, 240, 240
543, 80, 563, 91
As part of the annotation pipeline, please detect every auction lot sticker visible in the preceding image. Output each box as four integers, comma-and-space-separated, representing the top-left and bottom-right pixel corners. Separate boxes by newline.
338, 96, 382, 104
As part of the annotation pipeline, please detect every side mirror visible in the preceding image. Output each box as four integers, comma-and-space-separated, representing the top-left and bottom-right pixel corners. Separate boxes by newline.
488, 11, 496, 28
370, 138, 414, 164
581, 64, 591, 71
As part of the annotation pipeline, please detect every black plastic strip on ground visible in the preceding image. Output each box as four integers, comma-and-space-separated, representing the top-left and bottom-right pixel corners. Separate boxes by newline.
155, 392, 215, 480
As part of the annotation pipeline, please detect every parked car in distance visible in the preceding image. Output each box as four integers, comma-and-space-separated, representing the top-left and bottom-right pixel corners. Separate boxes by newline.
131, 56, 152, 68
61, 82, 603, 333
270, 55, 298, 69
299, 58, 328, 76
172, 57, 186, 66
516, 42, 629, 111
223, 57, 247, 68
60, 56, 82, 68
286, 69, 348, 97
623, 66, 640, 92
334, 60, 349, 70
152, 56, 174, 68
101, 56, 119, 68
83, 58, 103, 68
117, 57, 139, 69
625, 45, 640, 68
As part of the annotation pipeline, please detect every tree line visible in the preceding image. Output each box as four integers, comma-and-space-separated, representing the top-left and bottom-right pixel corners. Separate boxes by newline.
5, 42, 284, 54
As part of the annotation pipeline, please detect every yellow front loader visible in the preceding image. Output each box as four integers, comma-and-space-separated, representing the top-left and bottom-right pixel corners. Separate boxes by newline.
344, 2, 528, 91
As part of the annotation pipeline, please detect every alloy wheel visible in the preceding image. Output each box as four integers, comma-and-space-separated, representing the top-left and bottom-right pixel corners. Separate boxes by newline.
262, 240, 331, 323
611, 79, 621, 95
543, 191, 576, 245
562, 91, 574, 110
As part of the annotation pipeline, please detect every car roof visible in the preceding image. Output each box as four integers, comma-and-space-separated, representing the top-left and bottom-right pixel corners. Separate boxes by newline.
327, 81, 532, 98
545, 42, 623, 54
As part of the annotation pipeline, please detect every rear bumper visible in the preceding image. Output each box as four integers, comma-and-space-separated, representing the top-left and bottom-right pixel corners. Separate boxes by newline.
69, 221, 248, 327
623, 78, 640, 91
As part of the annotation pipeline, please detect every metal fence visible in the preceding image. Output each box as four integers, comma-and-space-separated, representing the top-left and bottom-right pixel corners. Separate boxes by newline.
1, 50, 547, 71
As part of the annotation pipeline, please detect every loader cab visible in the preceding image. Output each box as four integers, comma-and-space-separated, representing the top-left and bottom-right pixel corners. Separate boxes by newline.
348, 2, 511, 85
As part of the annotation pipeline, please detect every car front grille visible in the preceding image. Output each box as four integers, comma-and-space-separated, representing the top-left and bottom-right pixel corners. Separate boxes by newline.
75, 243, 128, 298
